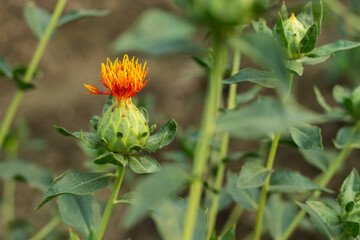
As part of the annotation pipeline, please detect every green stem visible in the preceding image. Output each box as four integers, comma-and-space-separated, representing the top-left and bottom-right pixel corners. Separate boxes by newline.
217, 205, 243, 240
254, 133, 280, 240
2, 180, 15, 237
29, 215, 61, 240
0, 0, 68, 148
206, 50, 240, 239
183, 35, 226, 240
281, 143, 353, 240
97, 166, 125, 240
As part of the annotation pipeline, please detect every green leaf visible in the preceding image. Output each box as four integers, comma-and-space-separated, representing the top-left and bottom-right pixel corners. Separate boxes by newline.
94, 152, 127, 167
265, 194, 297, 240
298, 202, 343, 240
222, 225, 236, 240
116, 191, 136, 205
223, 68, 278, 88
69, 229, 81, 240
237, 162, 272, 188
128, 155, 161, 174
306, 201, 341, 226
300, 149, 336, 172
334, 126, 360, 149
144, 119, 177, 152
36, 170, 113, 210
297, 55, 330, 65
12, 66, 36, 90
314, 86, 332, 113
269, 169, 331, 193
297, 2, 314, 29
234, 34, 289, 95
333, 85, 350, 105
151, 197, 207, 240
0, 55, 13, 78
217, 96, 322, 139
273, 13, 288, 49
57, 194, 101, 238
310, 40, 360, 57
226, 171, 260, 211
236, 86, 262, 105
280, 1, 288, 20
57, 9, 109, 27
23, 2, 52, 39
313, 0, 323, 34
90, 116, 100, 131
123, 165, 190, 227
251, 18, 272, 35
112, 9, 200, 56
0, 159, 53, 191
290, 124, 323, 150
285, 60, 303, 76
344, 221, 359, 237
338, 169, 360, 208
300, 23, 318, 53
54, 126, 102, 149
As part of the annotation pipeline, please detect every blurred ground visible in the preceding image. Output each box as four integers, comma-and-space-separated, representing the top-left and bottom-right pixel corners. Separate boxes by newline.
0, 0, 359, 240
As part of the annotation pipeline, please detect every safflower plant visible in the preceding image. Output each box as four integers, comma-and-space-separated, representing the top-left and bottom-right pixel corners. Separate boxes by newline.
2, 0, 360, 240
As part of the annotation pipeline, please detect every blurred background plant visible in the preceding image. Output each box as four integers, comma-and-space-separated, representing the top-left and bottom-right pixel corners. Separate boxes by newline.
1, 0, 360, 239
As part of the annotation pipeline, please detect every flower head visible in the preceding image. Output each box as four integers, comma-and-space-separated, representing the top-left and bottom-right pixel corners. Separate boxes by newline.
84, 55, 149, 101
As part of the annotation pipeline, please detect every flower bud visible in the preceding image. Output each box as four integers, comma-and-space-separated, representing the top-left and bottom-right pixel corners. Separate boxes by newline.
283, 13, 307, 57
97, 99, 149, 153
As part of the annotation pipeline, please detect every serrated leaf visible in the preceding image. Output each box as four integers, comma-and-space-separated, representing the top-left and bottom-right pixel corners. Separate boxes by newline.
285, 60, 303, 76
223, 68, 278, 88
94, 152, 127, 167
0, 159, 53, 191
36, 170, 113, 209
269, 169, 331, 193
57, 194, 101, 238
297, 202, 343, 240
237, 162, 272, 188
226, 171, 259, 211
54, 126, 102, 149
217, 96, 322, 139
123, 165, 190, 227
57, 9, 109, 27
0, 55, 13, 78
338, 169, 360, 208
23, 2, 52, 39
306, 201, 341, 226
334, 126, 360, 149
310, 40, 360, 57
116, 191, 136, 205
112, 9, 201, 56
265, 194, 297, 240
128, 155, 161, 174
300, 148, 336, 172
151, 198, 207, 240
290, 124, 323, 150
300, 23, 318, 53
144, 119, 177, 152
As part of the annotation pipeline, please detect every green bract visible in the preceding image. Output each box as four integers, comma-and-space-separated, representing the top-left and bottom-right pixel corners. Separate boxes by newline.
97, 99, 149, 153
283, 14, 308, 58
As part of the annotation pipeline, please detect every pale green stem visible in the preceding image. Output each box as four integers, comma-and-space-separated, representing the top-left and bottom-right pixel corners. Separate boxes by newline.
183, 35, 226, 240
254, 133, 280, 240
97, 166, 125, 240
280, 143, 353, 240
29, 215, 61, 240
217, 205, 243, 240
0, 0, 68, 148
2, 180, 15, 237
206, 50, 241, 239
